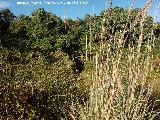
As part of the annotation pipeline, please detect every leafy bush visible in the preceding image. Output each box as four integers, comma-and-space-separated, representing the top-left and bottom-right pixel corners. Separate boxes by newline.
0, 50, 88, 119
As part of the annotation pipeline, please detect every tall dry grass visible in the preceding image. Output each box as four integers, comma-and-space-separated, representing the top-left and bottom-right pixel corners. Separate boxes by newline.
77, 0, 160, 119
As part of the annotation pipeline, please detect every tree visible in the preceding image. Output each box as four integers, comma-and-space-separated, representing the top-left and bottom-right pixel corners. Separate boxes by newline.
0, 9, 15, 34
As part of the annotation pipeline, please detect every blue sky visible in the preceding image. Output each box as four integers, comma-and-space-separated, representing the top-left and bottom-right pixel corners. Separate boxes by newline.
0, 0, 160, 21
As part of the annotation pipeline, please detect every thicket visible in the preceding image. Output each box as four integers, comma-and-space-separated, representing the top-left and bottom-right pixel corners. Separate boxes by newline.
0, 1, 160, 119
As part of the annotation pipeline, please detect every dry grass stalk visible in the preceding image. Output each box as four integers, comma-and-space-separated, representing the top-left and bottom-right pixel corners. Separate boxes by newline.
78, 0, 159, 120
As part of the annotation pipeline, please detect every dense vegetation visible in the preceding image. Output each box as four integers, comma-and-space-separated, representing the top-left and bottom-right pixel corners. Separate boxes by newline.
0, 4, 160, 120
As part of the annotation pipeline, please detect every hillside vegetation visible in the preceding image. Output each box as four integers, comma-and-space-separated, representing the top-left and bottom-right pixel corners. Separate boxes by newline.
0, 1, 160, 119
